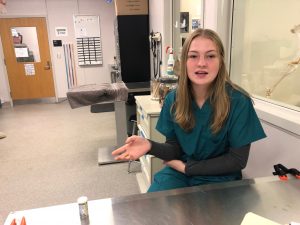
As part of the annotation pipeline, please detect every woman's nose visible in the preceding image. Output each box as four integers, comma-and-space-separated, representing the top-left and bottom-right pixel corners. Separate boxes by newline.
197, 55, 207, 67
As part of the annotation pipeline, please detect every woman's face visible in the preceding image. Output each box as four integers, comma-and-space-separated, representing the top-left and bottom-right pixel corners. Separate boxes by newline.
186, 36, 220, 90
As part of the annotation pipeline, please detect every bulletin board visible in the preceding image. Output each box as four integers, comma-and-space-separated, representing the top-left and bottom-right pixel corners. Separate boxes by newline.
73, 15, 103, 65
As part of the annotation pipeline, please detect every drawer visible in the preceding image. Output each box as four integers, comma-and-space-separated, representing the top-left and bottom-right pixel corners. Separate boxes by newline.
140, 116, 150, 137
137, 109, 150, 137
140, 156, 151, 183
138, 124, 149, 139
140, 155, 149, 170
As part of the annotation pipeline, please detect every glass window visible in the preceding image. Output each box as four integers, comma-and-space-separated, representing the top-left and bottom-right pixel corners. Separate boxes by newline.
11, 27, 41, 63
230, 0, 300, 111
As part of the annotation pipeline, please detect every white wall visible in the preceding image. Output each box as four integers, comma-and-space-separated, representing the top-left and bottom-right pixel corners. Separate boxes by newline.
0, 0, 116, 102
181, 0, 203, 31
204, 0, 232, 65
172, 0, 203, 61
244, 120, 300, 178
203, 0, 217, 30
149, 0, 172, 78
0, 37, 10, 104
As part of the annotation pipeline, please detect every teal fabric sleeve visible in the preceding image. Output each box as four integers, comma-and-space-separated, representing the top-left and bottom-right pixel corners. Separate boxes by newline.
228, 94, 266, 148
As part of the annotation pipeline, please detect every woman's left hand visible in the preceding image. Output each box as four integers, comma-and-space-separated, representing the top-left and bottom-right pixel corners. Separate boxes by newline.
164, 160, 186, 173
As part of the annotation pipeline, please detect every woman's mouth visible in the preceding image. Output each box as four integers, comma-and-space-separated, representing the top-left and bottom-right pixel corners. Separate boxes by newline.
195, 71, 208, 76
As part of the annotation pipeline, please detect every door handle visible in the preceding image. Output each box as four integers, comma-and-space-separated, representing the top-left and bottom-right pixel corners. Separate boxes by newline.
44, 61, 51, 70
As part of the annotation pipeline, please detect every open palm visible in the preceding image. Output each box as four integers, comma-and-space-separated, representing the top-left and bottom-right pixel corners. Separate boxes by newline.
112, 135, 151, 161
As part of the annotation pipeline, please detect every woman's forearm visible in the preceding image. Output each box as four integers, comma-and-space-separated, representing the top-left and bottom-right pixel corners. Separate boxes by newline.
148, 139, 182, 160
185, 144, 250, 176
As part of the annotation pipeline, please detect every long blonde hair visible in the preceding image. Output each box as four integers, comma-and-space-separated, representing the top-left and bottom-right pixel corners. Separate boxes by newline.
174, 28, 248, 134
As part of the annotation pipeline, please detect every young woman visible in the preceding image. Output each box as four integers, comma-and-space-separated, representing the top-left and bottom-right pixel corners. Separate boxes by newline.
112, 28, 266, 192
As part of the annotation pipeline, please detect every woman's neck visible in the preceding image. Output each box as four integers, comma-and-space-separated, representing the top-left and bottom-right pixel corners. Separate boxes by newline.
192, 85, 209, 108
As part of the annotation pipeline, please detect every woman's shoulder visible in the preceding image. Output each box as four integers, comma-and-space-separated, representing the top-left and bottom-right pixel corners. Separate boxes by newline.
226, 84, 252, 108
227, 84, 250, 100
164, 89, 176, 103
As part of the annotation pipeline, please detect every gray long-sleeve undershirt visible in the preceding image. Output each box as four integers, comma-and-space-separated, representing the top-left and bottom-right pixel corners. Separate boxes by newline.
148, 139, 250, 176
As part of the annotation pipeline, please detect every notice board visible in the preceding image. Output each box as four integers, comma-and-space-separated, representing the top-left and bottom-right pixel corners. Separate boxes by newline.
73, 15, 103, 65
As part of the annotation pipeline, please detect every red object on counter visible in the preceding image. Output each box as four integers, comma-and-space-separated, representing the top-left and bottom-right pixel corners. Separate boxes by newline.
20, 217, 26, 225
9, 219, 16, 225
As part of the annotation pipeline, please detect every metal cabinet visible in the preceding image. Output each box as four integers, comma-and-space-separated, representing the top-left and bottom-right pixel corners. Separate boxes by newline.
114, 14, 150, 83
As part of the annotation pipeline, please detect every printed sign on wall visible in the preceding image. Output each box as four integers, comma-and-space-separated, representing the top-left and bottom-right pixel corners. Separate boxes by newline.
24, 64, 35, 76
73, 15, 103, 66
55, 27, 68, 37
115, 0, 148, 16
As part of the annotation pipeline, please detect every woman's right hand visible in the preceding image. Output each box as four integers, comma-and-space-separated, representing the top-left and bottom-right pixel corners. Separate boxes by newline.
111, 135, 151, 161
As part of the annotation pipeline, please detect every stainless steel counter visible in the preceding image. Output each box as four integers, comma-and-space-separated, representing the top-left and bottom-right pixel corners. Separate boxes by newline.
4, 177, 300, 225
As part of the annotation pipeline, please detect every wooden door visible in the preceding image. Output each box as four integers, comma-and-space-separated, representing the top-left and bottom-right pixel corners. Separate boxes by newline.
0, 17, 55, 100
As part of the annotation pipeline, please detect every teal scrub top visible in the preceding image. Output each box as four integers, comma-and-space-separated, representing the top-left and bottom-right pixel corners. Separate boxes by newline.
155, 86, 266, 184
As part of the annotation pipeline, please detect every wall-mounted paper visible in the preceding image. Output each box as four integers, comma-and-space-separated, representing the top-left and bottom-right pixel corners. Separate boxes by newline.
73, 15, 103, 66
15, 47, 29, 57
73, 15, 100, 38
55, 27, 68, 37
24, 64, 35, 76
192, 18, 201, 31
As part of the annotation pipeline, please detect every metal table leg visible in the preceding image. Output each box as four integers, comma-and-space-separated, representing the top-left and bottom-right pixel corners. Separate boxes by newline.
98, 101, 127, 165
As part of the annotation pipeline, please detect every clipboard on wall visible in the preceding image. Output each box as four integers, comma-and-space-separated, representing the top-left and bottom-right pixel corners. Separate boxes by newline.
73, 15, 103, 65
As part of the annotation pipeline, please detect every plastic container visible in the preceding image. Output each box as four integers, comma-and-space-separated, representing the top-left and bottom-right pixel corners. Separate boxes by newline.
151, 79, 160, 100
159, 76, 178, 106
77, 196, 89, 220
166, 47, 175, 76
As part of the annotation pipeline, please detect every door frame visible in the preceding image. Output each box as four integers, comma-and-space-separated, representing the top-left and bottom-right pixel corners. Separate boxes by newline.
0, 34, 13, 107
0, 15, 57, 105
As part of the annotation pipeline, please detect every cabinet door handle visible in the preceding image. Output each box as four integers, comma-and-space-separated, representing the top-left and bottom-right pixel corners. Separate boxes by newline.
44, 61, 51, 70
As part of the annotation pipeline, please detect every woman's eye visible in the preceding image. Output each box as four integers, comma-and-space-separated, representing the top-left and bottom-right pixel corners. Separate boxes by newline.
188, 54, 197, 59
207, 54, 216, 59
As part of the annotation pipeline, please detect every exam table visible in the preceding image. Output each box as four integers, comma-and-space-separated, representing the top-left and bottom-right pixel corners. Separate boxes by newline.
66, 81, 149, 165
